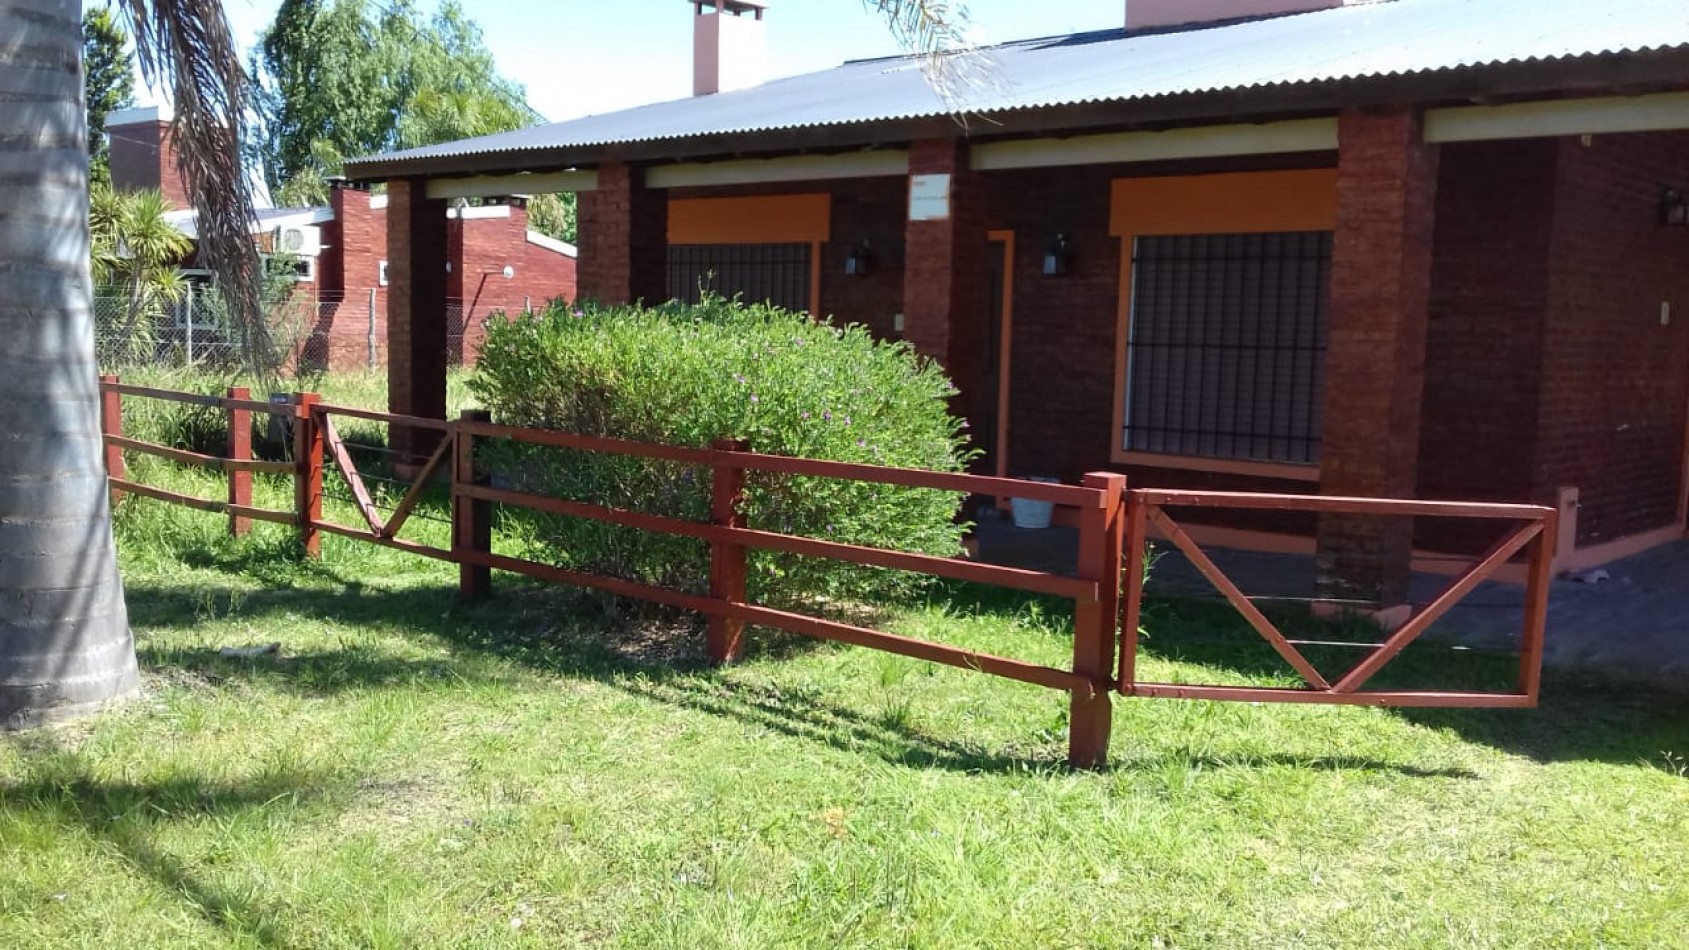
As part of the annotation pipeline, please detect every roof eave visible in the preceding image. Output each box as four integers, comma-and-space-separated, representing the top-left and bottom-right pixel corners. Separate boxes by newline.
344, 49, 1689, 183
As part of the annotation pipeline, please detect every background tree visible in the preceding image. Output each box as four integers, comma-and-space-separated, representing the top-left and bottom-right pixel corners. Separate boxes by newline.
252, 1, 539, 214
250, 0, 394, 201
526, 193, 576, 247
388, 2, 533, 149
82, 5, 136, 180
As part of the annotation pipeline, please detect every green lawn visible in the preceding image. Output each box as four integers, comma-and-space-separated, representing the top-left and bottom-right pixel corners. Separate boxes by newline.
2, 378, 1686, 948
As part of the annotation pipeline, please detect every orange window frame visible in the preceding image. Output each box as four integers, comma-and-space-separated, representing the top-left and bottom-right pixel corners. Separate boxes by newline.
668, 194, 831, 317
1109, 169, 1338, 481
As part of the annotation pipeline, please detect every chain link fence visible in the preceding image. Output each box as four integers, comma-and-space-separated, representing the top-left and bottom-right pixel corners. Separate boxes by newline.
94, 293, 476, 375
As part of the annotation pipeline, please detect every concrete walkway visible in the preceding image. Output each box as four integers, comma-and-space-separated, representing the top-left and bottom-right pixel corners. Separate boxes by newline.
973, 516, 1689, 684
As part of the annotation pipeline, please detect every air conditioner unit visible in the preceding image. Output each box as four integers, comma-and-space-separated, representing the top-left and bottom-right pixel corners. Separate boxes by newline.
272, 225, 322, 257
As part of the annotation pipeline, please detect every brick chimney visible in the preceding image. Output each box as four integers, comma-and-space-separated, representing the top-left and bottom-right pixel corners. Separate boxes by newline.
106, 104, 190, 207
692, 0, 766, 96
1127, 0, 1348, 31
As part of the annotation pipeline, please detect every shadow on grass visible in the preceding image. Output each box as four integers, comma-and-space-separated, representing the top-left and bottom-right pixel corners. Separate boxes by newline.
616, 674, 1061, 773
2, 734, 344, 948
1399, 683, 1689, 772
1112, 749, 1480, 779
122, 569, 1689, 775
848, 580, 1689, 771
140, 643, 489, 696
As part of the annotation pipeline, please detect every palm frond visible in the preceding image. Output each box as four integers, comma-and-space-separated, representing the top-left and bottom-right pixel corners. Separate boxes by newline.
121, 0, 277, 387
863, 0, 1000, 116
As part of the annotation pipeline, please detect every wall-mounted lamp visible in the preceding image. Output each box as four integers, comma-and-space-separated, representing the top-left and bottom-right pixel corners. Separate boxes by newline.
1042, 233, 1071, 276
1660, 187, 1689, 228
844, 239, 874, 276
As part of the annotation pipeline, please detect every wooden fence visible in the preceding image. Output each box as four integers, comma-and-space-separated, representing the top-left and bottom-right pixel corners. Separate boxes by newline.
98, 377, 1556, 768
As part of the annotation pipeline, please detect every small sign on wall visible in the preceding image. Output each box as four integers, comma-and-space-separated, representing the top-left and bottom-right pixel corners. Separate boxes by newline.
909, 173, 952, 222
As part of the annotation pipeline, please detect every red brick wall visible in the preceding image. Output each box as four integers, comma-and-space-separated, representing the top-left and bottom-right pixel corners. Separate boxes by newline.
311, 185, 391, 371
1536, 131, 1689, 544
982, 163, 1119, 482
1420, 140, 1557, 506
1317, 109, 1440, 602
1411, 140, 1558, 553
387, 179, 450, 433
818, 178, 906, 338
903, 140, 989, 396
1322, 110, 1439, 501
578, 161, 667, 305
108, 119, 189, 208
313, 189, 573, 370
447, 204, 578, 362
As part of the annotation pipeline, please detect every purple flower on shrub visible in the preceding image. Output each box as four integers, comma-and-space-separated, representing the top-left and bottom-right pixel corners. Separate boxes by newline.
801, 411, 810, 419
734, 374, 746, 384
822, 410, 832, 422
750, 394, 760, 404
856, 439, 866, 448
843, 416, 853, 426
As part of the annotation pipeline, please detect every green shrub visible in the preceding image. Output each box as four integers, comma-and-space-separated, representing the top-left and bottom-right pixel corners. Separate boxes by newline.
469, 296, 976, 610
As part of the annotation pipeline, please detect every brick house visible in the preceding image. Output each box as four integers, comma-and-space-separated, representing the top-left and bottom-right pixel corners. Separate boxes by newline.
107, 106, 578, 370
344, 0, 1689, 599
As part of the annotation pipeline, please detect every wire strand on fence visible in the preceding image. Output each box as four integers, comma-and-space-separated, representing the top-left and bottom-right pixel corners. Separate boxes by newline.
93, 296, 480, 374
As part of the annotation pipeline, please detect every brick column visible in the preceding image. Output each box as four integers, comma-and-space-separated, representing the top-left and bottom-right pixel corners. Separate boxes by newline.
1317, 109, 1440, 606
576, 160, 667, 305
387, 178, 450, 466
901, 140, 989, 409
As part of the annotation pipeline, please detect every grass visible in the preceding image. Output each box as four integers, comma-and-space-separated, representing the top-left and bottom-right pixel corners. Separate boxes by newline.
2, 376, 1686, 947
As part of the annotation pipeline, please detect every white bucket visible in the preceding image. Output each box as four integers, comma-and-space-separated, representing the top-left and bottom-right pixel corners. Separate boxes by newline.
1010, 477, 1060, 529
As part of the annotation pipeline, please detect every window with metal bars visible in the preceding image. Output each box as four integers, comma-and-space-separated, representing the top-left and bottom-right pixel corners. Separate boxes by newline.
1123, 231, 1331, 465
666, 243, 812, 314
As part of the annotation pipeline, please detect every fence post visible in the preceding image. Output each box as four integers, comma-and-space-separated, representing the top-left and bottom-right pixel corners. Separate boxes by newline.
99, 374, 124, 504
1517, 508, 1558, 703
1117, 482, 1147, 693
184, 283, 196, 367
708, 438, 749, 664
1070, 472, 1126, 769
227, 386, 252, 537
293, 392, 323, 558
455, 410, 493, 600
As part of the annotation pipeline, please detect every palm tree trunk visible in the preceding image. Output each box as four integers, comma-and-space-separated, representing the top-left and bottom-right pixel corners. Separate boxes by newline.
0, 0, 139, 727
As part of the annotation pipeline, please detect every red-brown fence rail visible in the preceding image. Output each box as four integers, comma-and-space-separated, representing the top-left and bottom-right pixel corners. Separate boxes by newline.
98, 377, 1556, 768
1120, 489, 1556, 709
99, 376, 300, 534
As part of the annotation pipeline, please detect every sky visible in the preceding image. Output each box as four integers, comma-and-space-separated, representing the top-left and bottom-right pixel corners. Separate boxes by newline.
137, 0, 1127, 122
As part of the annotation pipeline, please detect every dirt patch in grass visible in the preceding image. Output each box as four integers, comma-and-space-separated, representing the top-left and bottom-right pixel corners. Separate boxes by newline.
337, 772, 471, 834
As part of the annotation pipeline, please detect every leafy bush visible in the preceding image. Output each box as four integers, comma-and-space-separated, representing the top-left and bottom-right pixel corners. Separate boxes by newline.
470, 296, 976, 610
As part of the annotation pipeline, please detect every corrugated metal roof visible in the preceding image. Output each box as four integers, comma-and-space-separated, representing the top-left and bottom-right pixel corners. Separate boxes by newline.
346, 0, 1689, 172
